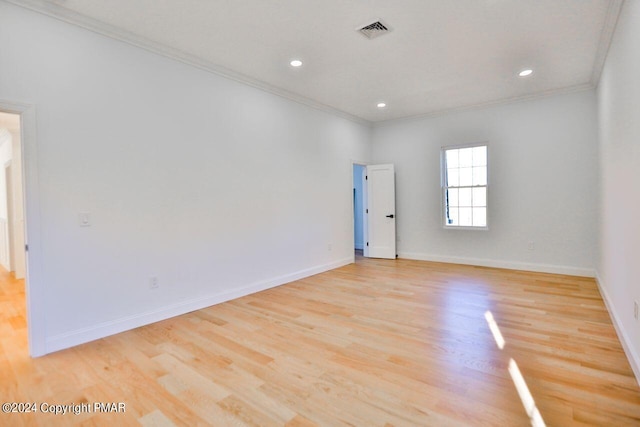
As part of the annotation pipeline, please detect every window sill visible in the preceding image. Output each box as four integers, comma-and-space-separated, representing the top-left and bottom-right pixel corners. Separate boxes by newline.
443, 225, 489, 231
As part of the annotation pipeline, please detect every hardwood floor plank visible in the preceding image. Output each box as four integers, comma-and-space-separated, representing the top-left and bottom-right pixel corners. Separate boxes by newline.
1, 258, 640, 426
138, 409, 178, 427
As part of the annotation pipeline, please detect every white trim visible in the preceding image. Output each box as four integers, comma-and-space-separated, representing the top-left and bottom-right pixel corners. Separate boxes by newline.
442, 226, 489, 231
441, 143, 489, 229
4, 0, 369, 127
595, 272, 640, 386
0, 100, 46, 357
440, 141, 489, 151
45, 257, 353, 354
398, 252, 595, 277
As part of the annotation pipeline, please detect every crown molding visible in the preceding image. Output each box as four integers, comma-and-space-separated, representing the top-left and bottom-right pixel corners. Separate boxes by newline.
373, 82, 595, 127
591, 0, 624, 86
4, 0, 371, 126
4, 0, 621, 126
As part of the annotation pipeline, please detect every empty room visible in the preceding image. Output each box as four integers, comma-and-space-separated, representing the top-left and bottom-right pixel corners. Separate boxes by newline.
1, 0, 640, 425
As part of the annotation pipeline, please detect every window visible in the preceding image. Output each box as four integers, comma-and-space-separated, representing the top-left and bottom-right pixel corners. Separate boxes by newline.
442, 144, 488, 228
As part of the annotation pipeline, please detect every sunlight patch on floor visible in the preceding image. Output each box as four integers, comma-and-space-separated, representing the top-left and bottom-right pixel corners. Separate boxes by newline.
485, 310, 546, 427
484, 310, 505, 349
509, 358, 546, 427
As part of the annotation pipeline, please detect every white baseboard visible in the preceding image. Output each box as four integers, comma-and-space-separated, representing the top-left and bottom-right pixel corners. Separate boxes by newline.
45, 257, 353, 354
398, 252, 595, 277
595, 272, 640, 386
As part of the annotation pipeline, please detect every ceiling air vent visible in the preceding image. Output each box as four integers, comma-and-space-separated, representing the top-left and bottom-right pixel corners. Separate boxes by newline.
358, 20, 391, 39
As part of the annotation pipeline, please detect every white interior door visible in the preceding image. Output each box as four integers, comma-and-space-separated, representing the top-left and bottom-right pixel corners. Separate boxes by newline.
366, 164, 396, 259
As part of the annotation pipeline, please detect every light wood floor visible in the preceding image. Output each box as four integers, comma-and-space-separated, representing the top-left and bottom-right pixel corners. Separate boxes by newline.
2, 256, 640, 426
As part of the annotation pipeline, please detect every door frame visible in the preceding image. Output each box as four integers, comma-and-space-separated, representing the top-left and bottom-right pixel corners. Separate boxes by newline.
0, 100, 46, 357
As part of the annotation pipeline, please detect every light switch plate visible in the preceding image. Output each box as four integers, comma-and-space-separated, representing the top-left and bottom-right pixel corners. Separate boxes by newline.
79, 212, 91, 227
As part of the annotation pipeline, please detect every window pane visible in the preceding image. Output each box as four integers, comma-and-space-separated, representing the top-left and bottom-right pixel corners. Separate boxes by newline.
473, 146, 487, 166
472, 187, 486, 207
459, 207, 472, 226
459, 148, 473, 167
473, 207, 487, 227
446, 149, 459, 168
443, 145, 488, 228
459, 167, 472, 186
447, 168, 459, 187
473, 166, 487, 186
447, 188, 459, 207
459, 188, 472, 206
447, 207, 459, 225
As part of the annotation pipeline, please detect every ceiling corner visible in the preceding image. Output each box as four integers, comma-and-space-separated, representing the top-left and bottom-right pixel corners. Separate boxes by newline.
590, 0, 625, 86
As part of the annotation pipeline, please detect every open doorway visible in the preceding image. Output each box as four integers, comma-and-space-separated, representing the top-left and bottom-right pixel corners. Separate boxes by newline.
0, 111, 28, 354
353, 164, 366, 260
0, 102, 44, 357
0, 113, 25, 278
352, 163, 397, 261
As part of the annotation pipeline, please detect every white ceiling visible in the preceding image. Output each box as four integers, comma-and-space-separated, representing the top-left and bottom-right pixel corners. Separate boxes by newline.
10, 0, 623, 123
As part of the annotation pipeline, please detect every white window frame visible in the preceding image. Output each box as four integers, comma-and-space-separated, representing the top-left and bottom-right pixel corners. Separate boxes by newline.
441, 142, 489, 230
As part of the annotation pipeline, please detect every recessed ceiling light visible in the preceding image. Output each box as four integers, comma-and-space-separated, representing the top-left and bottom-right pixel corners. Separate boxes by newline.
290, 59, 303, 67
377, 102, 387, 108
519, 69, 533, 77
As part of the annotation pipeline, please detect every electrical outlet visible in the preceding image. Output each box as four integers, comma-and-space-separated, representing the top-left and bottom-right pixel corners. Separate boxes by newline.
327, 244, 332, 251
527, 241, 535, 251
634, 301, 638, 320
149, 276, 159, 290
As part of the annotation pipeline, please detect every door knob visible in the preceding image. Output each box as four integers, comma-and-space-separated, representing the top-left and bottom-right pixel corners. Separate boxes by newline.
386, 214, 395, 218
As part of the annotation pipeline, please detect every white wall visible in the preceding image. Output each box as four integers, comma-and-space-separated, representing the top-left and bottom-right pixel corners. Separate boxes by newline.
353, 164, 365, 250
597, 0, 640, 380
0, 2, 371, 353
372, 90, 598, 276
